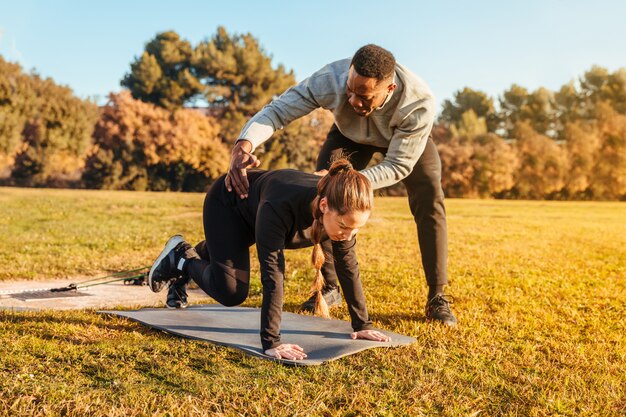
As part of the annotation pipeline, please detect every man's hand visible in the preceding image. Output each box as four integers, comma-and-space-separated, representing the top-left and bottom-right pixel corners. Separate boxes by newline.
264, 343, 307, 360
225, 140, 261, 199
350, 329, 391, 342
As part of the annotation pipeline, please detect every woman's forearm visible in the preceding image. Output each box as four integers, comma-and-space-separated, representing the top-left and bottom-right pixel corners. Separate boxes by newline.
330, 238, 374, 331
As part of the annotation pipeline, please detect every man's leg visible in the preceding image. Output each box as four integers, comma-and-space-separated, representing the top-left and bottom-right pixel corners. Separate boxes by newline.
316, 126, 377, 172
301, 125, 376, 311
401, 137, 456, 325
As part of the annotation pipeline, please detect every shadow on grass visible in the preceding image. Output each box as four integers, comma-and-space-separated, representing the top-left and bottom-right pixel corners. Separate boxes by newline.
282, 302, 430, 331
370, 311, 427, 327
131, 362, 197, 395
0, 309, 155, 334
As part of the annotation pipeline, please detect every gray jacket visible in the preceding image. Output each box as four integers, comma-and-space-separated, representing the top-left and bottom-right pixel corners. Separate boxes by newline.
238, 58, 436, 189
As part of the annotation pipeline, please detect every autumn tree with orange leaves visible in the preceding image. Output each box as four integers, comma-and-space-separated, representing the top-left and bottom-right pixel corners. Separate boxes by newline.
82, 91, 228, 191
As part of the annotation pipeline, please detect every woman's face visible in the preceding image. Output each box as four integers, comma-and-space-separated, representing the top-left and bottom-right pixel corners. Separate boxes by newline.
319, 197, 370, 241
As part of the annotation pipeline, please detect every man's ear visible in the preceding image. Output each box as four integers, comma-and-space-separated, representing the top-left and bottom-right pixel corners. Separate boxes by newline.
387, 82, 397, 93
319, 197, 328, 214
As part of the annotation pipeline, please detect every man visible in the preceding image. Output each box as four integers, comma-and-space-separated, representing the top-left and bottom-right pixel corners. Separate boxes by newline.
219, 44, 456, 325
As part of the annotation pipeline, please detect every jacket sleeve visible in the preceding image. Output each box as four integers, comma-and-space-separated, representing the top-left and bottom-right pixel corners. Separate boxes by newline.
238, 70, 339, 151
360, 96, 435, 190
329, 237, 374, 332
255, 202, 290, 351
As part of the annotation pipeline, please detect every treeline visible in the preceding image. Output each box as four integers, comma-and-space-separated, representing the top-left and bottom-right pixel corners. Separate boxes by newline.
0, 57, 98, 186
0, 28, 333, 191
0, 27, 625, 198
435, 70, 626, 200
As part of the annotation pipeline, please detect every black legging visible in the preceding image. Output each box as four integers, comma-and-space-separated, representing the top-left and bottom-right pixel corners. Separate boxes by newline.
185, 175, 254, 306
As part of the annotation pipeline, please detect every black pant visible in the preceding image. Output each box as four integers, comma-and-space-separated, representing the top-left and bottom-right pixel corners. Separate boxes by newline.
316, 125, 448, 287
186, 176, 254, 306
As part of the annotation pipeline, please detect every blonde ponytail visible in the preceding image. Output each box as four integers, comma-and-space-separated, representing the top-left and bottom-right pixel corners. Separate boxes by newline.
309, 197, 330, 318
308, 157, 373, 318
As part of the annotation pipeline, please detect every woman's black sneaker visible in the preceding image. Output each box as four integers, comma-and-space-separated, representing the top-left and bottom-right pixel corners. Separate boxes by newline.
425, 294, 457, 326
166, 275, 190, 309
300, 286, 343, 312
148, 235, 199, 293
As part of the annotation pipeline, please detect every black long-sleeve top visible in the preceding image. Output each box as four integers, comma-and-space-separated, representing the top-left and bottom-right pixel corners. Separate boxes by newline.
240, 169, 373, 350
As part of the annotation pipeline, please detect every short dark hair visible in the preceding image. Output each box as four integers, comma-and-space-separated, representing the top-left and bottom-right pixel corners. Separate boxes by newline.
350, 44, 396, 81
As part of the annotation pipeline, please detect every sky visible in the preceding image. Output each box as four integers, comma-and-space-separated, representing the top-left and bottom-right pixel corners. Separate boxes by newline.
1, 0, 626, 112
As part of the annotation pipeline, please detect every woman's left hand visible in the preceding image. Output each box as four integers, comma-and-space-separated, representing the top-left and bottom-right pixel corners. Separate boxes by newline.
350, 329, 391, 342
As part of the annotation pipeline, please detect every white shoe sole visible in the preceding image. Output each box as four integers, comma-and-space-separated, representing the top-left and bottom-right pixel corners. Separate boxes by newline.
148, 234, 184, 293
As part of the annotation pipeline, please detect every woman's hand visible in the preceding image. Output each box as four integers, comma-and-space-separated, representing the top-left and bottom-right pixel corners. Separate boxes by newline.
264, 344, 307, 360
350, 329, 391, 342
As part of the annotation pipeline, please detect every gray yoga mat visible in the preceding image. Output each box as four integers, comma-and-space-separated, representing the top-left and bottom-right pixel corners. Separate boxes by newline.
100, 304, 416, 366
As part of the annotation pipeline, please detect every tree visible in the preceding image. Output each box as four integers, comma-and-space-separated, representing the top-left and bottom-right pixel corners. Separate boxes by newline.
450, 109, 488, 139
436, 117, 518, 198
192, 26, 296, 141
440, 87, 497, 132
499, 85, 557, 138
472, 133, 519, 197
513, 122, 568, 199
121, 31, 203, 110
554, 82, 581, 137
435, 125, 475, 197
578, 66, 626, 117
4, 61, 98, 186
605, 68, 626, 114
589, 101, 626, 199
83, 91, 229, 191
524, 87, 557, 136
0, 56, 37, 175
193, 26, 295, 115
562, 120, 600, 197
122, 28, 296, 142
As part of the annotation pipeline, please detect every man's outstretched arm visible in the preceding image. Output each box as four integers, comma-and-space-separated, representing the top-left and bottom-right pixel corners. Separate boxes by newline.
226, 64, 342, 196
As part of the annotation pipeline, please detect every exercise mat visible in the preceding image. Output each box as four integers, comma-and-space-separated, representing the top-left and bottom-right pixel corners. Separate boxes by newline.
100, 304, 416, 366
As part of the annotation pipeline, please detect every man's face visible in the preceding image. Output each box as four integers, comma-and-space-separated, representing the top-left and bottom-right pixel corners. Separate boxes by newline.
346, 65, 396, 117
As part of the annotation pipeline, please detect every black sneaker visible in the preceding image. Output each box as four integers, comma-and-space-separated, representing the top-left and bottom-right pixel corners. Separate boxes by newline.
166, 275, 190, 309
300, 286, 343, 312
425, 294, 458, 326
148, 235, 199, 293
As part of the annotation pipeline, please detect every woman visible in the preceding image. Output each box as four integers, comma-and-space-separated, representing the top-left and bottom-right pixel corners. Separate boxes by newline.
148, 159, 390, 360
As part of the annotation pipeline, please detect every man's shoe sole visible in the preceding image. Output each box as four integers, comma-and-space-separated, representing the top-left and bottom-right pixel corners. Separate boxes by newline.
149, 235, 184, 293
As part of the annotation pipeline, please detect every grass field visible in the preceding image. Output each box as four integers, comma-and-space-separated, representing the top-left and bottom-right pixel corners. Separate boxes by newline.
1, 186, 625, 416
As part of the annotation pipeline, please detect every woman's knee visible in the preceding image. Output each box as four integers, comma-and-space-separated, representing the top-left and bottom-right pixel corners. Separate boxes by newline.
217, 289, 248, 307
200, 266, 250, 306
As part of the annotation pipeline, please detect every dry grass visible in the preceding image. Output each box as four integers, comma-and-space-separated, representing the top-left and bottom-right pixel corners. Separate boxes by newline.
0, 187, 625, 416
